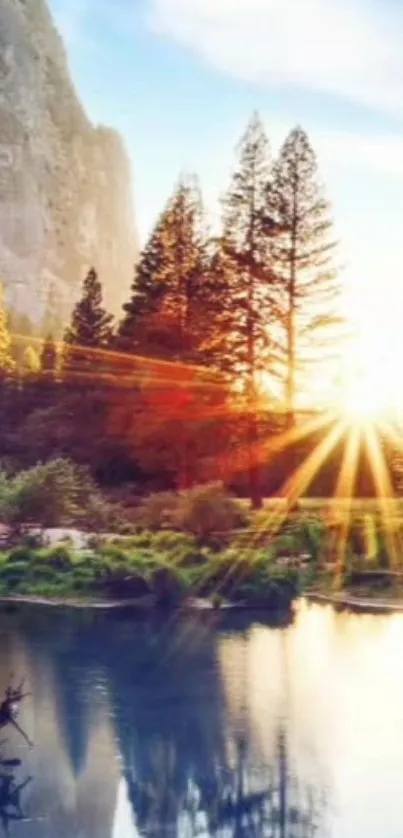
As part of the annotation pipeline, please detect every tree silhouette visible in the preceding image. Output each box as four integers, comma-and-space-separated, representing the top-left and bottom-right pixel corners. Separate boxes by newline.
119, 175, 207, 364
221, 112, 279, 507
63, 268, 114, 376
270, 126, 340, 425
0, 286, 15, 380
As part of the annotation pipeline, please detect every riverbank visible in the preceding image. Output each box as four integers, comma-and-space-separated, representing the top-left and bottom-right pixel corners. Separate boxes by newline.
305, 591, 403, 614
2, 590, 403, 618
2, 513, 403, 614
0, 534, 300, 611
0, 593, 247, 611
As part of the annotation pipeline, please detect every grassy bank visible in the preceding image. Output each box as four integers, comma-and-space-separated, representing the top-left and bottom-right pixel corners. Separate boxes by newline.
2, 459, 403, 610
0, 532, 301, 611
2, 513, 402, 611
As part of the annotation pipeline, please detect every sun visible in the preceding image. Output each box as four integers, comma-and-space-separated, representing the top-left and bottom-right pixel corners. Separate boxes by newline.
341, 342, 402, 423
343, 372, 389, 421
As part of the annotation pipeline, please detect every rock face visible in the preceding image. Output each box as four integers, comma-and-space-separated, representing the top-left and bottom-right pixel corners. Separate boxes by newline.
0, 0, 138, 331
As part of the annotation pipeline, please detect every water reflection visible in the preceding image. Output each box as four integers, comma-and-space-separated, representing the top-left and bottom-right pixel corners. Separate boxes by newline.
0, 718, 32, 835
0, 602, 402, 836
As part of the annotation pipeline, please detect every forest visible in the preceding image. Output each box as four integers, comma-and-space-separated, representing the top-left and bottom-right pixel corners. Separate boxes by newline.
0, 114, 400, 507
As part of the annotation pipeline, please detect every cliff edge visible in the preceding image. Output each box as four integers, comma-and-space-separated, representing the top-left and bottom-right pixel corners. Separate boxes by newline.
0, 0, 138, 330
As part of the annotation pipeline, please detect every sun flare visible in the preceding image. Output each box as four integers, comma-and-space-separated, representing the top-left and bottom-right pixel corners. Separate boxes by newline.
343, 371, 391, 421
340, 332, 403, 424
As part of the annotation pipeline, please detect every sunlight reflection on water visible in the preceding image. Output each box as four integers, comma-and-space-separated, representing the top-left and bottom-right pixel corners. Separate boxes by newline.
0, 601, 402, 836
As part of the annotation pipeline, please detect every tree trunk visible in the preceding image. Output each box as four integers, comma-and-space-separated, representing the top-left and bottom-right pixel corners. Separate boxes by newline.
177, 438, 193, 491
247, 409, 263, 510
286, 174, 299, 428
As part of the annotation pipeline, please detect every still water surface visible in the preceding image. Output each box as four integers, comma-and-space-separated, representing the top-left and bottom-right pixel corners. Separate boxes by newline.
0, 600, 402, 837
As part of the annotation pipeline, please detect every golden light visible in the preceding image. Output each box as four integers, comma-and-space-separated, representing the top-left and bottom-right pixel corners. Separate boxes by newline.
342, 369, 392, 422
340, 338, 403, 424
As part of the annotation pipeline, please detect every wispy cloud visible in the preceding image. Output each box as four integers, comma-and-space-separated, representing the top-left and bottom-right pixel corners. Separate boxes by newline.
147, 0, 403, 113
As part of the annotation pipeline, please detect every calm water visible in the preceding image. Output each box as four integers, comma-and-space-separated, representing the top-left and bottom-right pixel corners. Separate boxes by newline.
0, 601, 402, 836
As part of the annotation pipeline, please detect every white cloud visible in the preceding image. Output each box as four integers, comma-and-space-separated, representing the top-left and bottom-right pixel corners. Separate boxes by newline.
147, 0, 403, 112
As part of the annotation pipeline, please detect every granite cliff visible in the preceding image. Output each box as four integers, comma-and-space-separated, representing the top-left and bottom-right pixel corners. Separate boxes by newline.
0, 0, 138, 331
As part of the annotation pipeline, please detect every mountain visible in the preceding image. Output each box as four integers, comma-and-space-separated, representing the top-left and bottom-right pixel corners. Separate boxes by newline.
0, 0, 138, 331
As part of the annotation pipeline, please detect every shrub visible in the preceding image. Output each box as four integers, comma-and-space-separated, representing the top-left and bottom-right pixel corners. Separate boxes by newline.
0, 458, 132, 534
34, 545, 75, 572
176, 483, 247, 540
134, 484, 246, 541
0, 459, 86, 530
0, 562, 29, 587
134, 491, 180, 531
7, 546, 34, 564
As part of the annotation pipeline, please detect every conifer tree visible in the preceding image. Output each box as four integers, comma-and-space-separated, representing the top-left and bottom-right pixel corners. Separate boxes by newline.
63, 268, 113, 375
0, 284, 16, 378
221, 112, 279, 507
40, 335, 58, 375
22, 345, 41, 375
270, 126, 340, 424
118, 175, 206, 362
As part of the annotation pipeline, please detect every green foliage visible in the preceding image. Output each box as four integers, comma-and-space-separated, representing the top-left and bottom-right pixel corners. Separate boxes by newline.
0, 284, 16, 378
63, 268, 113, 372
21, 345, 41, 375
270, 126, 340, 415
0, 458, 117, 530
118, 176, 207, 363
40, 335, 59, 374
221, 112, 278, 382
0, 530, 302, 609
134, 491, 181, 531
135, 484, 246, 541
175, 483, 247, 539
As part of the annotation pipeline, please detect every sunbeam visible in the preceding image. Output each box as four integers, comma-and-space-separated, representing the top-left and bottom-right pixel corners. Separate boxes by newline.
363, 423, 400, 571
332, 425, 361, 590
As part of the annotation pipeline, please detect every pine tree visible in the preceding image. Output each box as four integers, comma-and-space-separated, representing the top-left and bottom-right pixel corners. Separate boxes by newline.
42, 283, 64, 339
22, 345, 41, 375
270, 126, 340, 424
0, 284, 16, 378
118, 175, 206, 362
221, 112, 279, 507
63, 268, 113, 375
40, 335, 58, 375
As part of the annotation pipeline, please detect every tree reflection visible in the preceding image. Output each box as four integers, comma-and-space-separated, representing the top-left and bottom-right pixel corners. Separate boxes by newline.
0, 757, 32, 836
0, 682, 32, 748
8, 606, 327, 838
0, 686, 32, 836
102, 613, 326, 838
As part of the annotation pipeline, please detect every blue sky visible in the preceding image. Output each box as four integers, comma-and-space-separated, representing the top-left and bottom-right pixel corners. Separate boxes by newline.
49, 0, 403, 381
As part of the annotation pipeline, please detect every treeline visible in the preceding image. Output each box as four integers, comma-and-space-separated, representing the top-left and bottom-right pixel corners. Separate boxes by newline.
0, 113, 379, 503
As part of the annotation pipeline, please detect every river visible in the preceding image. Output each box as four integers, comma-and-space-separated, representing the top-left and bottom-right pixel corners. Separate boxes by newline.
0, 599, 401, 837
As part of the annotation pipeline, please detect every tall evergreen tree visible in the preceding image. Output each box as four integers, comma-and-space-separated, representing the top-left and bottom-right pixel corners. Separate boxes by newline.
42, 283, 64, 339
63, 268, 113, 375
0, 285, 15, 378
40, 335, 58, 375
270, 126, 340, 424
221, 112, 279, 507
21, 345, 41, 376
118, 175, 206, 362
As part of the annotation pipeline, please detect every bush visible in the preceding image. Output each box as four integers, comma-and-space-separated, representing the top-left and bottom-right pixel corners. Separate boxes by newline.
0, 458, 131, 534
135, 484, 246, 541
0, 459, 86, 530
134, 491, 181, 531
176, 483, 247, 540
34, 545, 75, 572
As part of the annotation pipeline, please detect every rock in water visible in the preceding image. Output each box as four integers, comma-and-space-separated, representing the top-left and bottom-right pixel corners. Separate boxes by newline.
0, 0, 138, 329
